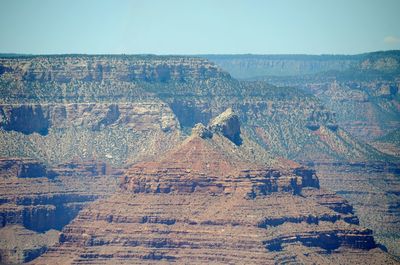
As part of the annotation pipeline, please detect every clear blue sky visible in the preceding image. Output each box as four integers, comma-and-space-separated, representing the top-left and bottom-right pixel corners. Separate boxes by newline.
0, 0, 399, 55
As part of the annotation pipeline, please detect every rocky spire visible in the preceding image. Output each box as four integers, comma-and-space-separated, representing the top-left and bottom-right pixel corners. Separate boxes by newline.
190, 108, 243, 146
209, 108, 242, 145
191, 123, 212, 139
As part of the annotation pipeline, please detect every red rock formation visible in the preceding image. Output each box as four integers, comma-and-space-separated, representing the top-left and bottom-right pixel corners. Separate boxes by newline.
31, 111, 398, 264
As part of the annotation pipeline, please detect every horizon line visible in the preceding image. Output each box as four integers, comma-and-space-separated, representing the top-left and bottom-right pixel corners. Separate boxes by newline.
1, 50, 400, 58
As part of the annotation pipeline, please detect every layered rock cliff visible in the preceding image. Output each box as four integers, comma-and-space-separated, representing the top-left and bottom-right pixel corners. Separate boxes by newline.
31, 111, 397, 264
0, 54, 398, 262
0, 54, 389, 164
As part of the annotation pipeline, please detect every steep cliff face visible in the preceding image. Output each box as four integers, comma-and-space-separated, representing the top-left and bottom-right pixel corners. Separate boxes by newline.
31, 113, 397, 265
316, 80, 399, 140
0, 56, 232, 166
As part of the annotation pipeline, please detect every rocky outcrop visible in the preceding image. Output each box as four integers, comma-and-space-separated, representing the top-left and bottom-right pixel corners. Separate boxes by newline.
209, 108, 242, 145
191, 108, 242, 145
33, 193, 395, 265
